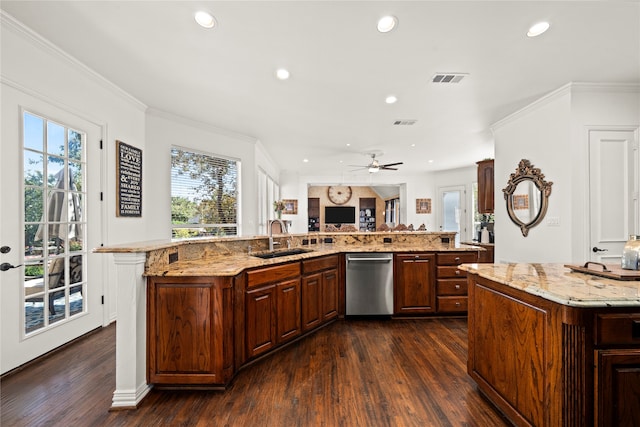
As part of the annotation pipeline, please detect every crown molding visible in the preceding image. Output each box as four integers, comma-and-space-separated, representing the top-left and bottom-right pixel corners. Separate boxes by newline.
146, 108, 258, 144
492, 82, 640, 131
1, 11, 147, 112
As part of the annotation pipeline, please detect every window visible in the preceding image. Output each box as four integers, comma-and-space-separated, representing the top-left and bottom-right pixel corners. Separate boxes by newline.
256, 168, 279, 235
23, 111, 87, 333
171, 147, 240, 238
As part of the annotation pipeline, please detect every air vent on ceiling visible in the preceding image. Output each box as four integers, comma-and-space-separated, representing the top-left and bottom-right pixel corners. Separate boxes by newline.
393, 119, 417, 126
432, 73, 468, 84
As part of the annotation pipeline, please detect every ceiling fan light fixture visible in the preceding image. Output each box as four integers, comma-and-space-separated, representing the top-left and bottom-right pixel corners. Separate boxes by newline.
377, 15, 398, 33
385, 95, 397, 104
527, 21, 550, 37
195, 11, 216, 29
368, 166, 380, 173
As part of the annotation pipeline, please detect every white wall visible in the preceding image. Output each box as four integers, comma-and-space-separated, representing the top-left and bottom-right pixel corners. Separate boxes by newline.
493, 83, 640, 263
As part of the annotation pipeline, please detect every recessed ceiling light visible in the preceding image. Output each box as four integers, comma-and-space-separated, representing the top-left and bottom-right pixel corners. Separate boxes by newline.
385, 95, 398, 104
377, 15, 398, 33
410, 144, 416, 147
346, 143, 351, 147
303, 158, 309, 163
276, 68, 290, 80
195, 11, 216, 29
428, 160, 434, 163
527, 21, 550, 37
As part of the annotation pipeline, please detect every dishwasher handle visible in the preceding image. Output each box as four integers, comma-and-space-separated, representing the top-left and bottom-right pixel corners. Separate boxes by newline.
347, 257, 392, 263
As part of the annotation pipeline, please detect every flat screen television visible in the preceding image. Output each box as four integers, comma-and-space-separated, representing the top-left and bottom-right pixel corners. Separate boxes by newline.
325, 206, 355, 224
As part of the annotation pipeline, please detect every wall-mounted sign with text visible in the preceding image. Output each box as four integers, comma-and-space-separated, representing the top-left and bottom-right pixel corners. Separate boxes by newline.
116, 140, 142, 217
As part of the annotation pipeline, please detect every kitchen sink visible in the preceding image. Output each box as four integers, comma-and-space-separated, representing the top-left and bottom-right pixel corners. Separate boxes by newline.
251, 247, 314, 259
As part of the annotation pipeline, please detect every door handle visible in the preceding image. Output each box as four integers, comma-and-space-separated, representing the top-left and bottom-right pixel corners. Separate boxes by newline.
0, 262, 22, 272
592, 247, 609, 253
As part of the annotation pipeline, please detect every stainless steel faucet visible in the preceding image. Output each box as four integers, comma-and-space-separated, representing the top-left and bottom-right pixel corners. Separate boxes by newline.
268, 219, 288, 251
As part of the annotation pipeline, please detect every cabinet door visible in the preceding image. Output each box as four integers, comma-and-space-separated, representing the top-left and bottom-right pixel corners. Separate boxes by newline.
322, 269, 339, 321
246, 285, 277, 359
276, 279, 301, 344
394, 254, 436, 314
302, 273, 322, 331
147, 276, 233, 385
477, 159, 494, 214
595, 349, 640, 427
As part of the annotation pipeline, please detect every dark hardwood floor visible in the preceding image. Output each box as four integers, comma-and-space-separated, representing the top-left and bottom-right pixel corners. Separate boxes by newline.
1, 318, 510, 427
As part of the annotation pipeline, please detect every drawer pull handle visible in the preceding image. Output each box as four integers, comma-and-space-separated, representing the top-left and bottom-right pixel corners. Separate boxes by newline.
455, 302, 461, 306
455, 270, 460, 275
454, 257, 460, 262
455, 284, 461, 289
633, 320, 640, 339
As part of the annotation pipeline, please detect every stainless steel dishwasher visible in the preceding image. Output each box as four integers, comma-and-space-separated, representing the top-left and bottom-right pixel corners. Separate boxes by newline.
345, 253, 393, 315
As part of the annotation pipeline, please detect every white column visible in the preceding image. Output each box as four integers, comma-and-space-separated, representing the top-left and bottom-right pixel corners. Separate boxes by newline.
110, 252, 152, 409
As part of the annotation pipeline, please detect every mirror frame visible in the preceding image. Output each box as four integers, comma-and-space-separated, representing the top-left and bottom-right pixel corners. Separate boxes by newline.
502, 159, 553, 237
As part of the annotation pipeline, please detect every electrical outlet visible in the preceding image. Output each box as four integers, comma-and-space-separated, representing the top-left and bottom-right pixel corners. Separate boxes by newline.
168, 252, 179, 263
546, 217, 560, 226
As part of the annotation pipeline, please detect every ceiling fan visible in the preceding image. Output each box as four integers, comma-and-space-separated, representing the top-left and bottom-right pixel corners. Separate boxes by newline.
350, 153, 403, 173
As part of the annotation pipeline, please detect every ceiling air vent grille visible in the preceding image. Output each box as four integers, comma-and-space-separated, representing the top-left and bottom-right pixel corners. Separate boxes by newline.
393, 120, 417, 126
432, 73, 467, 84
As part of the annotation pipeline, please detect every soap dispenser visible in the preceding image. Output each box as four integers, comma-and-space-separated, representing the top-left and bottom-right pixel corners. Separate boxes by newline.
480, 227, 490, 244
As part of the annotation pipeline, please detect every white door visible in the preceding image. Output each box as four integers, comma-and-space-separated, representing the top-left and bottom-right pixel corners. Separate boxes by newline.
0, 85, 104, 374
440, 186, 466, 245
589, 129, 639, 263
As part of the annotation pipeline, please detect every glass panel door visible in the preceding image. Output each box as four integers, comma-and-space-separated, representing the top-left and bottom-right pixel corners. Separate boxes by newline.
23, 112, 86, 334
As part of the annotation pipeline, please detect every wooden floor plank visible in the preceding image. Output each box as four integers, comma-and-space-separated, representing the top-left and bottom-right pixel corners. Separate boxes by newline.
1, 318, 510, 426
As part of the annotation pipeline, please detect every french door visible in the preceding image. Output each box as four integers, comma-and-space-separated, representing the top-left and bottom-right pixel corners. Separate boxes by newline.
0, 84, 104, 374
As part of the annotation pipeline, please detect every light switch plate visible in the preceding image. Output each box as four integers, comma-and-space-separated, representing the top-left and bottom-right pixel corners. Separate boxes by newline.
546, 217, 560, 226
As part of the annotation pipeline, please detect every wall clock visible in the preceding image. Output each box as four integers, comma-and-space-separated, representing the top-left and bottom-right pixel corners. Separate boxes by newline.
327, 186, 352, 205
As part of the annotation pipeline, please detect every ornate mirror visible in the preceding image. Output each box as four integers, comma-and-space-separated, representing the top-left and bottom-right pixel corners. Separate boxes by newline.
502, 159, 553, 237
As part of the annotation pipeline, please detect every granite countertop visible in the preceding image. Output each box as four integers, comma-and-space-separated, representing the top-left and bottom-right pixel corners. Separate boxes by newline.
459, 263, 640, 307
147, 242, 479, 277
461, 241, 495, 247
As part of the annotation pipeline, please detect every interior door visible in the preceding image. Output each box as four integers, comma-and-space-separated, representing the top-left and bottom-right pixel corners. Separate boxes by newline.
0, 85, 104, 374
589, 129, 639, 263
440, 186, 466, 245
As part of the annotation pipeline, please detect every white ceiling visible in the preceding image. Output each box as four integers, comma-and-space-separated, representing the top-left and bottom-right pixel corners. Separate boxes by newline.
2, 1, 639, 176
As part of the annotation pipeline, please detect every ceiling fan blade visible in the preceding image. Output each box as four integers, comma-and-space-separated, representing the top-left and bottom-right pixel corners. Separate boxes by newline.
379, 167, 398, 171
381, 162, 403, 168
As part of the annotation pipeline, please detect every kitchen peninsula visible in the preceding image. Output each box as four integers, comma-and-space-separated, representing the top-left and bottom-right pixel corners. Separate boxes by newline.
96, 231, 481, 409
461, 263, 640, 427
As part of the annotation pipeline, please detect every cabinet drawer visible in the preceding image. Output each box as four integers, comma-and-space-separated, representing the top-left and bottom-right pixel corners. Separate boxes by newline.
437, 279, 468, 296
437, 266, 466, 278
437, 296, 468, 313
595, 313, 640, 346
247, 263, 301, 289
302, 255, 339, 274
437, 252, 477, 266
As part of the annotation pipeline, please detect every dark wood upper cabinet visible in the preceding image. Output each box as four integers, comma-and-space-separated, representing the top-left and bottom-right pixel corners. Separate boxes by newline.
477, 159, 494, 214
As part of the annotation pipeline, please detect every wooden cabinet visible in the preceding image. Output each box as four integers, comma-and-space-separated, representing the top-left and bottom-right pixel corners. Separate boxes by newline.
147, 276, 234, 386
246, 285, 277, 358
594, 313, 640, 426
436, 252, 477, 313
394, 253, 436, 315
477, 159, 494, 214
302, 255, 339, 331
245, 263, 301, 359
467, 274, 640, 427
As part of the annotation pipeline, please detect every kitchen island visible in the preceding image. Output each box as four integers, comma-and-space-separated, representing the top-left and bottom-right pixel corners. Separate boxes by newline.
96, 231, 482, 409
460, 263, 640, 427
